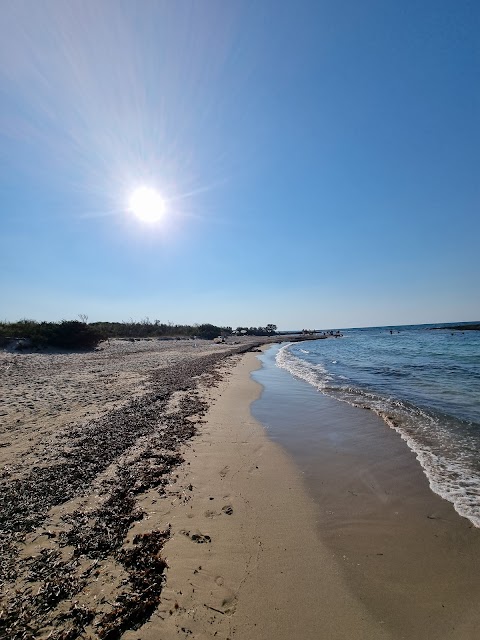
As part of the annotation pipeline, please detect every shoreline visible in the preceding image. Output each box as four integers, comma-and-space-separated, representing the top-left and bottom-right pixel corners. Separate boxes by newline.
143, 349, 386, 639
253, 344, 480, 639
275, 338, 480, 529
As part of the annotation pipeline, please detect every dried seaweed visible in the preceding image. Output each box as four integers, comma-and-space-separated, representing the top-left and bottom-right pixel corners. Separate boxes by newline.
61, 488, 142, 560
0, 349, 241, 539
0, 554, 85, 640
97, 529, 169, 639
0, 344, 257, 640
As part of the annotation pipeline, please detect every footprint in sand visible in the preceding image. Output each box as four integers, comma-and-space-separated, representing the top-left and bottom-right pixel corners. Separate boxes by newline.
181, 530, 212, 544
221, 595, 237, 615
222, 505, 233, 515
191, 533, 211, 544
204, 510, 218, 518
219, 465, 229, 478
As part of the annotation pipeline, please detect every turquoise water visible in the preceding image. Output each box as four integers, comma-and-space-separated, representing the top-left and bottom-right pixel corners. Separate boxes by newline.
275, 324, 480, 526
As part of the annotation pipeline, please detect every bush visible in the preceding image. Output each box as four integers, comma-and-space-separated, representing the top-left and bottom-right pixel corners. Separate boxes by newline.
49, 321, 103, 350
0, 320, 103, 350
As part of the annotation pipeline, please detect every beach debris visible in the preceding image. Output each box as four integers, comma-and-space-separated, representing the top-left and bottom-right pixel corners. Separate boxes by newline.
204, 604, 225, 615
0, 343, 259, 639
96, 529, 169, 639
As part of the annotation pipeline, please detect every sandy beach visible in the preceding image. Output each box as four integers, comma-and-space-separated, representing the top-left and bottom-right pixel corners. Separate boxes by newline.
1, 337, 254, 639
1, 339, 479, 639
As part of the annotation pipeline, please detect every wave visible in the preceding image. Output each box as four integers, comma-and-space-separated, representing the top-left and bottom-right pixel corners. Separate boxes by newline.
276, 344, 480, 528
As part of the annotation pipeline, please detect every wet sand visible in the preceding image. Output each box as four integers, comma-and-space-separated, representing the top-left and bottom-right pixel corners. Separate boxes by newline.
252, 345, 480, 639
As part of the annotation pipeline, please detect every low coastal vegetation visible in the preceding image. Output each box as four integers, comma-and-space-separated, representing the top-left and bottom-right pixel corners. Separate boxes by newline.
0, 320, 103, 350
0, 319, 278, 350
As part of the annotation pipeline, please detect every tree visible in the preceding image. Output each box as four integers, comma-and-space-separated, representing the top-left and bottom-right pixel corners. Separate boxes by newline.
196, 324, 222, 340
266, 324, 277, 334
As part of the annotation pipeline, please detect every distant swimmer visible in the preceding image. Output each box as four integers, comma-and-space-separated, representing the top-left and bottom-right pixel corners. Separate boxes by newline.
390, 330, 393, 334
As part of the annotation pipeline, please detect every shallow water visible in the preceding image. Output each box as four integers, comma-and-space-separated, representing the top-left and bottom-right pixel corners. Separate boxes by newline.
257, 324, 480, 527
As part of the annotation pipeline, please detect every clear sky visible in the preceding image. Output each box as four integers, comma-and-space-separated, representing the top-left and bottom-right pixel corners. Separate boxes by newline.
1, 0, 479, 329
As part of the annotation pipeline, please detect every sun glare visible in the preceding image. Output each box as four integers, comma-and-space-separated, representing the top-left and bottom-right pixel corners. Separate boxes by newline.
128, 186, 166, 223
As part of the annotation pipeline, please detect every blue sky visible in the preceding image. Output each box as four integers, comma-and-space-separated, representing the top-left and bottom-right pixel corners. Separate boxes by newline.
1, 0, 479, 329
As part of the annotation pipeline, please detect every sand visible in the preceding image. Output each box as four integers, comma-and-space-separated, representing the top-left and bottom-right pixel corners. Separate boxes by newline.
1, 338, 256, 638
134, 350, 385, 640
1, 339, 477, 639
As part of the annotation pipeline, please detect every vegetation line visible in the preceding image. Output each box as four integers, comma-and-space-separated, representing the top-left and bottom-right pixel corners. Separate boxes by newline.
0, 319, 278, 350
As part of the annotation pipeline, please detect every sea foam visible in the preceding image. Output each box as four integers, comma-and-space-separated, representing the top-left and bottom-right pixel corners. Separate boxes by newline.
276, 343, 480, 528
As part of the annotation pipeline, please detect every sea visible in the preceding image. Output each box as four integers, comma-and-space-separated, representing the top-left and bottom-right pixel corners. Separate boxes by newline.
258, 324, 480, 527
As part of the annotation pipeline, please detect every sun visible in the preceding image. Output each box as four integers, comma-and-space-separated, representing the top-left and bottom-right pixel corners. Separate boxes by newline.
128, 186, 166, 223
